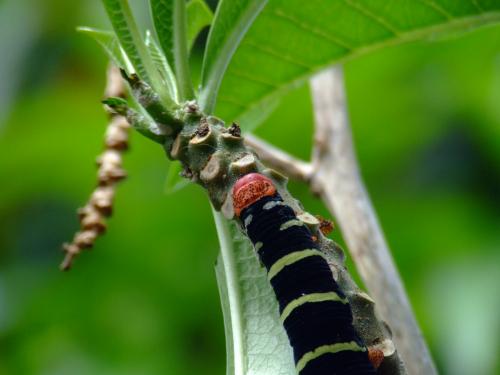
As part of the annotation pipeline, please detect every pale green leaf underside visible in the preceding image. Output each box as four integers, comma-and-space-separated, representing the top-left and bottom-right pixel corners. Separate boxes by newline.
150, 0, 194, 100
150, 0, 176, 70
77, 27, 127, 69
163, 161, 190, 194
214, 0, 500, 124
145, 30, 178, 101
213, 211, 295, 375
186, 0, 214, 51
102, 0, 153, 82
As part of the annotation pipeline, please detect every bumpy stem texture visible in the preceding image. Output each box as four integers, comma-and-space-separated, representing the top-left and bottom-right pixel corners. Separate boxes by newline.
88, 69, 408, 372
60, 65, 130, 270
139, 104, 405, 373
310, 67, 435, 375
243, 67, 434, 375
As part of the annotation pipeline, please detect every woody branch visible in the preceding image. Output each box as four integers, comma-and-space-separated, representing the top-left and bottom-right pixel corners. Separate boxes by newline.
246, 66, 436, 375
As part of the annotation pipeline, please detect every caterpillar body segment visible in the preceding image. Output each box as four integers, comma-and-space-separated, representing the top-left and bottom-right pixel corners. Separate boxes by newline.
233, 173, 376, 375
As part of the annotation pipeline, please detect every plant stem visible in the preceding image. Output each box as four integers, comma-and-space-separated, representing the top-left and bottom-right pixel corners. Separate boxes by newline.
61, 64, 130, 270
309, 67, 437, 375
244, 66, 437, 374
94, 70, 409, 373
245, 134, 313, 182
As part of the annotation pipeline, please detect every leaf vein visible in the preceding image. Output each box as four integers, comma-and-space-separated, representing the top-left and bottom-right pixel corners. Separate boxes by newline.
340, 0, 401, 35
243, 40, 312, 68
217, 96, 251, 110
222, 11, 500, 132
228, 69, 280, 88
271, 9, 354, 50
418, 0, 453, 20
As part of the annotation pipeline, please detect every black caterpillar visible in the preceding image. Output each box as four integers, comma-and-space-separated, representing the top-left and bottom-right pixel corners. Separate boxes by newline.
233, 173, 376, 375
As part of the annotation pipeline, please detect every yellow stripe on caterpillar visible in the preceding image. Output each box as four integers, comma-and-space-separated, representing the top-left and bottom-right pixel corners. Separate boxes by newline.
280, 292, 348, 323
244, 214, 253, 227
268, 249, 325, 281
263, 200, 285, 210
280, 219, 303, 231
296, 341, 366, 373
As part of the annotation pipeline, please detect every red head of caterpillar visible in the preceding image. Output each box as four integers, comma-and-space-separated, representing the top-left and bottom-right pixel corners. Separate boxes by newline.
232, 173, 276, 217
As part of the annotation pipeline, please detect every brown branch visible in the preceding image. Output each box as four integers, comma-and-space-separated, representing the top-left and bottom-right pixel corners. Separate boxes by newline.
240, 67, 436, 374
309, 67, 436, 375
60, 65, 130, 270
244, 134, 313, 182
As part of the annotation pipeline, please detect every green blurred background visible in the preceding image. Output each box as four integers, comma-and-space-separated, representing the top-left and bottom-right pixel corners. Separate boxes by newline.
1, 0, 499, 374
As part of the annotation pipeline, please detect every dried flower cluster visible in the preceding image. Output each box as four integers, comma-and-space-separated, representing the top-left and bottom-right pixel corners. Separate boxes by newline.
60, 66, 129, 270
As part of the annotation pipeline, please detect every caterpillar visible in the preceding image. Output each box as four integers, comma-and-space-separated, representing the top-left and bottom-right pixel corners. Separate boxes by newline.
232, 173, 377, 375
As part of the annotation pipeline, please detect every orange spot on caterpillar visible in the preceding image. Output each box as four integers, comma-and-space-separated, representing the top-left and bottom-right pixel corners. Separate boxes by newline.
316, 215, 334, 236
368, 347, 384, 369
233, 173, 276, 217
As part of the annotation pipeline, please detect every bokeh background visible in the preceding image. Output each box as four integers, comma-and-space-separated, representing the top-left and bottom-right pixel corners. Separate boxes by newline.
1, 0, 499, 374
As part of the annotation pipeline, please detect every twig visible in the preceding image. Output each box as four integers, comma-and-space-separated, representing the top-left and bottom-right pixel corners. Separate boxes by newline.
95, 66, 408, 372
244, 134, 312, 182
241, 67, 437, 374
309, 67, 436, 375
60, 65, 130, 270
240, 135, 407, 372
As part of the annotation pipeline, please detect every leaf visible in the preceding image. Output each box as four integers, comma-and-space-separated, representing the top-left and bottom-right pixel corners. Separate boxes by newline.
150, 0, 194, 100
213, 0, 500, 123
186, 0, 214, 51
213, 210, 295, 375
198, 0, 269, 113
236, 94, 281, 132
163, 162, 189, 194
101, 0, 174, 108
77, 27, 128, 70
145, 30, 178, 101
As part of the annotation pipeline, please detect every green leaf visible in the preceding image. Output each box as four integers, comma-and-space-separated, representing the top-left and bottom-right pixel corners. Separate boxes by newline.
77, 27, 128, 70
237, 94, 281, 132
101, 0, 175, 108
199, 0, 268, 114
145, 30, 178, 101
150, 0, 194, 100
213, 210, 295, 375
186, 0, 214, 51
213, 0, 500, 124
163, 162, 189, 194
